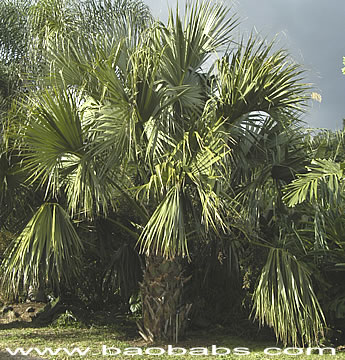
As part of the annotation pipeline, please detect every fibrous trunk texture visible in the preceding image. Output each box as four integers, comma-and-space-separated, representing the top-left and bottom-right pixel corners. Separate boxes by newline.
138, 255, 191, 343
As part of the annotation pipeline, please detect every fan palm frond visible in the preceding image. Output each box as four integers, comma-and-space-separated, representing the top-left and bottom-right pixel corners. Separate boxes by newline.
252, 247, 325, 346
215, 35, 309, 126
21, 87, 85, 194
0, 202, 83, 296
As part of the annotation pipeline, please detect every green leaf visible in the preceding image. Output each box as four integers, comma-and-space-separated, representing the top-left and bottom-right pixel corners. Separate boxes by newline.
252, 248, 325, 346
0, 202, 84, 296
283, 159, 343, 207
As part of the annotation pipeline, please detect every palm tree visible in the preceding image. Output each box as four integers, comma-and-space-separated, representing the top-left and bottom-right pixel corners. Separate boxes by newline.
0, 0, 151, 300
0, 0, 322, 344
282, 129, 345, 340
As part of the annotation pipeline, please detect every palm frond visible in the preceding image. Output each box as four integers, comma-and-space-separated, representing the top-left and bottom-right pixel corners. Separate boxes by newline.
21, 86, 85, 195
283, 159, 343, 207
0, 0, 29, 63
215, 35, 309, 126
76, 0, 152, 45
64, 153, 115, 218
161, 0, 238, 80
0, 202, 83, 296
154, 1, 237, 117
138, 184, 188, 259
29, 0, 76, 40
252, 248, 325, 346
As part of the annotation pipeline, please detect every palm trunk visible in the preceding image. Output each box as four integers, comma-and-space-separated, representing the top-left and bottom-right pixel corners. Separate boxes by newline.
138, 255, 192, 343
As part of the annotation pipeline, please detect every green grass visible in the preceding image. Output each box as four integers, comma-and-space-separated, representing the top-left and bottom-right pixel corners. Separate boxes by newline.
0, 323, 345, 359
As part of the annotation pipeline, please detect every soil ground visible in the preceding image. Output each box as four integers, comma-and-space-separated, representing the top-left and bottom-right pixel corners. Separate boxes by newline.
0, 302, 47, 359
0, 302, 46, 324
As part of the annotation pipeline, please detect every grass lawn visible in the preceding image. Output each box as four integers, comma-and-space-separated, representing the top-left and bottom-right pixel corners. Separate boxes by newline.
0, 322, 344, 360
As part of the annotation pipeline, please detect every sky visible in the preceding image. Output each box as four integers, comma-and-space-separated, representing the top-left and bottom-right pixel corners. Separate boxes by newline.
143, 0, 345, 130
